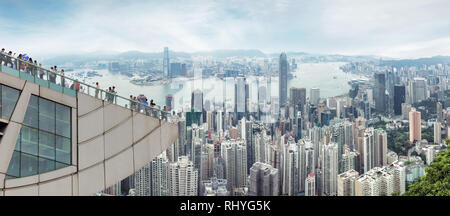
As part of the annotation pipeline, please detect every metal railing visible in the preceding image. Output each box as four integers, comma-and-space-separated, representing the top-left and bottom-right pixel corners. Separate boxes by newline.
0, 52, 170, 121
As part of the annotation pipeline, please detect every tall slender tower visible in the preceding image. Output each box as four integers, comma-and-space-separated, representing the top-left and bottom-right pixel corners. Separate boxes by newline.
163, 47, 169, 78
279, 53, 288, 107
409, 108, 421, 143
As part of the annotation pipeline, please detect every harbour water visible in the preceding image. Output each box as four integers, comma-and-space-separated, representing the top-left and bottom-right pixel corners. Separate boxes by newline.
68, 62, 363, 111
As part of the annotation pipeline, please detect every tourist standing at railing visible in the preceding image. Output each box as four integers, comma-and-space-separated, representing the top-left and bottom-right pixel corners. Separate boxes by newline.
61, 69, 66, 87
7, 51, 13, 67
39, 63, 45, 79
17, 54, 22, 71
95, 82, 100, 98
112, 86, 117, 104
1, 48, 5, 66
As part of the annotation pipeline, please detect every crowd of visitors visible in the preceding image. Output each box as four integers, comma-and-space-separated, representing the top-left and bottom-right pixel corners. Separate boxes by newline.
2, 48, 168, 120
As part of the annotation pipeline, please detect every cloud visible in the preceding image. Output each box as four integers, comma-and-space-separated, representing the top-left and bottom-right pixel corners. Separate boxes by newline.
0, 0, 449, 59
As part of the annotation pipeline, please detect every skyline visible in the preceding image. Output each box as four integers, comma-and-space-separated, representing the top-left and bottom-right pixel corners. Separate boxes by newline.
1, 0, 450, 59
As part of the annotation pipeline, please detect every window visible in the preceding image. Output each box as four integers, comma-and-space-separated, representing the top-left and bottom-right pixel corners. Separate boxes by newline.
6, 94, 72, 178
0, 84, 20, 120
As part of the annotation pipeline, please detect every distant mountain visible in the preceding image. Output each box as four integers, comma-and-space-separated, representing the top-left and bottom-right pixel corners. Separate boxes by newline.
381, 56, 450, 66
192, 49, 267, 58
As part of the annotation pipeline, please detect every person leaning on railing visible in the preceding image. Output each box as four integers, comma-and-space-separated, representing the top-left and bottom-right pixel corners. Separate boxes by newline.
1, 48, 5, 65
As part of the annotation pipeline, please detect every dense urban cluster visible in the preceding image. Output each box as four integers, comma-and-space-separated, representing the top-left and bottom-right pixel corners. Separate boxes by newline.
73, 48, 450, 196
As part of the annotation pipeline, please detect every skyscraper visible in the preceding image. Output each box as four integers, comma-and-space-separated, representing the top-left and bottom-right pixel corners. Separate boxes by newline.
248, 162, 279, 196
163, 47, 169, 78
374, 73, 386, 113
279, 53, 288, 107
409, 78, 426, 104
310, 88, 320, 105
409, 108, 421, 143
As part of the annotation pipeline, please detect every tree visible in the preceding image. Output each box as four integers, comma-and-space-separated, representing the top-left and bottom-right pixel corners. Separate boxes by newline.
404, 146, 450, 196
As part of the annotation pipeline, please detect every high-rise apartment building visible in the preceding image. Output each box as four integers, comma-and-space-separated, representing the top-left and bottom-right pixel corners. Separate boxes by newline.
305, 172, 316, 196
321, 142, 338, 196
337, 169, 359, 196
434, 121, 441, 144
409, 108, 421, 143
168, 156, 198, 196
221, 139, 247, 193
151, 154, 169, 196
248, 162, 279, 196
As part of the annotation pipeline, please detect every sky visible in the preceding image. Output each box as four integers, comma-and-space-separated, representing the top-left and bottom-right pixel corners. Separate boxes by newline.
1, 0, 450, 59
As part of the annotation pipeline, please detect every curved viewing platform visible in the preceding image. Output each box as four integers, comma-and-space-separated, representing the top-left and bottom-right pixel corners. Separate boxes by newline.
0, 52, 171, 122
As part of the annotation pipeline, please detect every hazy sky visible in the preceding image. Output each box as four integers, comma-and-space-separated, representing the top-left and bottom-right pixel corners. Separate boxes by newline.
1, 0, 450, 59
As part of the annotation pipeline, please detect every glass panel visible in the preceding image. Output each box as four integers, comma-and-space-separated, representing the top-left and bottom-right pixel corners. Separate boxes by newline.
39, 130, 55, 160
20, 153, 38, 177
39, 157, 55, 174
55, 103, 71, 138
23, 95, 39, 128
56, 135, 71, 164
1, 85, 20, 120
39, 97, 55, 133
21, 126, 39, 155
6, 151, 20, 178
15, 132, 21, 151
56, 162, 68, 169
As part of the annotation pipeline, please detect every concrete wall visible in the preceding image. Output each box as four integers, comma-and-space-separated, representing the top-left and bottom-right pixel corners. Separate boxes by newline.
0, 71, 178, 196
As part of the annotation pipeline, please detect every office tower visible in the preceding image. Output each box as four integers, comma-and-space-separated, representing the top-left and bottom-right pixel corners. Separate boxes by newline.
191, 89, 203, 113
321, 142, 338, 196
200, 178, 229, 196
385, 70, 394, 114
168, 156, 198, 196
134, 163, 151, 196
151, 154, 169, 196
374, 73, 386, 113
221, 140, 247, 193
409, 78, 427, 104
163, 47, 169, 78
337, 169, 359, 196
409, 108, 421, 143
436, 102, 443, 123
248, 162, 279, 196
165, 94, 174, 111
310, 88, 320, 105
434, 121, 441, 144
235, 76, 249, 124
290, 87, 306, 112
305, 173, 316, 196
279, 52, 288, 107
393, 85, 405, 115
